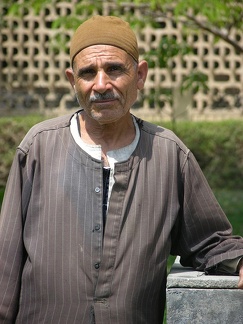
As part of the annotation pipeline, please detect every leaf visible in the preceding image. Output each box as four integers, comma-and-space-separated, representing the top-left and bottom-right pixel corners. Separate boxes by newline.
181, 71, 209, 94
7, 3, 21, 16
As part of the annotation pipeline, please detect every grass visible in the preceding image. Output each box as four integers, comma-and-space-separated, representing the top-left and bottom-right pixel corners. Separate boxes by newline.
214, 189, 243, 236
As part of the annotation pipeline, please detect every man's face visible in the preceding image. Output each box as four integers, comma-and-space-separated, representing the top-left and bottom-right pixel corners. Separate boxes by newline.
66, 45, 147, 125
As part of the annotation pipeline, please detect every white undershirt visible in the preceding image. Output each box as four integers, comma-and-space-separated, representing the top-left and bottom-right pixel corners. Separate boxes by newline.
70, 112, 140, 202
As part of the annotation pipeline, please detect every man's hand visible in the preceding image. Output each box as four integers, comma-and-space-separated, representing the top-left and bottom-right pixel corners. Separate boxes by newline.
237, 258, 243, 289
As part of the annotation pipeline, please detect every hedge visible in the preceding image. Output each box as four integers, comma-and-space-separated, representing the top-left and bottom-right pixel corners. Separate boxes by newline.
0, 115, 46, 187
1, 115, 243, 190
161, 120, 243, 190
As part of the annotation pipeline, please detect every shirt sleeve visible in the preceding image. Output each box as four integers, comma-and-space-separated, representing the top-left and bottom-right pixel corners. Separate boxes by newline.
218, 257, 243, 274
171, 151, 243, 273
0, 149, 30, 322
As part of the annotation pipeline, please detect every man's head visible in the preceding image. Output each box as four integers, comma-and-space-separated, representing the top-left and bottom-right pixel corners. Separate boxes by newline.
70, 15, 139, 66
66, 16, 148, 125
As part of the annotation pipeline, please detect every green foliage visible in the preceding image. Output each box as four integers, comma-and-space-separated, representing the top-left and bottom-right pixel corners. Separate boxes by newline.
158, 120, 243, 190
0, 187, 5, 205
181, 71, 208, 94
144, 36, 192, 69
3, 0, 242, 39
143, 36, 208, 112
131, 0, 243, 31
2, 0, 51, 15
214, 189, 243, 236
0, 114, 47, 187
120, 0, 243, 53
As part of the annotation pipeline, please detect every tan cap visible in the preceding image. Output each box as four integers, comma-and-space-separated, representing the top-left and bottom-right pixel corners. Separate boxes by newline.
70, 15, 139, 64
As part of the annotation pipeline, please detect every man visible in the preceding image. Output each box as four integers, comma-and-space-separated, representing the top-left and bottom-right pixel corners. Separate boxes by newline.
0, 15, 242, 324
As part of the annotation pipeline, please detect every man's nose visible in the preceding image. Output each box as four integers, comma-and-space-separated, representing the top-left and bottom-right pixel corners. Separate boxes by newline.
93, 71, 112, 93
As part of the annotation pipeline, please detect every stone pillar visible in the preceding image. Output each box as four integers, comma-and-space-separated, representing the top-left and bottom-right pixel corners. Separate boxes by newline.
166, 257, 243, 323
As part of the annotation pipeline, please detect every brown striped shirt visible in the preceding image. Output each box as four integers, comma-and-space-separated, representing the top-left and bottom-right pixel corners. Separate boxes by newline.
0, 111, 243, 323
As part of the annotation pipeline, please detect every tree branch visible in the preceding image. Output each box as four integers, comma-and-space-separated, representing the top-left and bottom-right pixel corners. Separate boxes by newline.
121, 2, 243, 53
185, 13, 243, 53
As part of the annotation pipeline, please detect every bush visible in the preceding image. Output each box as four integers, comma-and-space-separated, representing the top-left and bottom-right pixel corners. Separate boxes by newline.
0, 115, 47, 187
156, 120, 243, 190
1, 116, 243, 190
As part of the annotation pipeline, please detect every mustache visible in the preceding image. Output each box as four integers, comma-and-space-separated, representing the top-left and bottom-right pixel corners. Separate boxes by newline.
89, 92, 120, 102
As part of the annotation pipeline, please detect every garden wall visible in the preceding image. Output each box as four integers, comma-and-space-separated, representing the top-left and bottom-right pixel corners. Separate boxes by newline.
1, 1, 242, 120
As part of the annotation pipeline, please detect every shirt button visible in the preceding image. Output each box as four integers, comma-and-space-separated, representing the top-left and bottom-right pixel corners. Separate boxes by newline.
95, 224, 101, 231
95, 187, 101, 193
94, 262, 100, 269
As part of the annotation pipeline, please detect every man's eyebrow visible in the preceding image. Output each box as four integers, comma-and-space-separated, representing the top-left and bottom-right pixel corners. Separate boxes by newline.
76, 65, 96, 77
106, 61, 126, 68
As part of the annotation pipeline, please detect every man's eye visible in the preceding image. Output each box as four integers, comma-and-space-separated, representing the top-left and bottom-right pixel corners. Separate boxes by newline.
79, 69, 95, 78
108, 65, 124, 73
110, 66, 120, 71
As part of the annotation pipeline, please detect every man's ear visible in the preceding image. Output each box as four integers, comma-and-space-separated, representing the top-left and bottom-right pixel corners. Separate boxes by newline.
137, 60, 148, 90
65, 68, 75, 90
137, 79, 144, 90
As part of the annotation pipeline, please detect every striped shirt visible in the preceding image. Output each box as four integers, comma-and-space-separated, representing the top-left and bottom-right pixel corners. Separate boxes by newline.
0, 111, 243, 323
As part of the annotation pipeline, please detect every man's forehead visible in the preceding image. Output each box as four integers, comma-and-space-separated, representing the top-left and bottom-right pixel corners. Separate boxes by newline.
74, 44, 131, 65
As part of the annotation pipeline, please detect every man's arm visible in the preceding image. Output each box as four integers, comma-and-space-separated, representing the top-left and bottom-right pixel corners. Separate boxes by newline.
171, 151, 243, 277
0, 150, 28, 321
237, 258, 243, 289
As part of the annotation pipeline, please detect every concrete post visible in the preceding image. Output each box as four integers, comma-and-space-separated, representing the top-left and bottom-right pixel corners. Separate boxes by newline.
166, 257, 243, 323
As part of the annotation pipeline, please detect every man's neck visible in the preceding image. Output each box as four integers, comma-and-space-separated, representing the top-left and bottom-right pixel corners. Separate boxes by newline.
78, 111, 136, 154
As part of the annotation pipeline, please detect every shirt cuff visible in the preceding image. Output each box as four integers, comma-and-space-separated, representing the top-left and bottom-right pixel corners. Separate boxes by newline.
218, 257, 243, 274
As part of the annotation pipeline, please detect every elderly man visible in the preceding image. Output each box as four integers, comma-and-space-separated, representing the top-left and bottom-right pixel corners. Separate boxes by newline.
0, 15, 243, 324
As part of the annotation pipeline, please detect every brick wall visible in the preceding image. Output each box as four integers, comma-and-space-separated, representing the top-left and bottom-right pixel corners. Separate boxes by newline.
1, 1, 242, 120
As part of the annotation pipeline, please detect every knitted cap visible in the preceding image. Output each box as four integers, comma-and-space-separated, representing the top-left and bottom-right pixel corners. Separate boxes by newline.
70, 16, 139, 64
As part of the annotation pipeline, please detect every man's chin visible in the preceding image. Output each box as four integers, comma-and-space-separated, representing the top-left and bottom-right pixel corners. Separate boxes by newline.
90, 109, 125, 125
